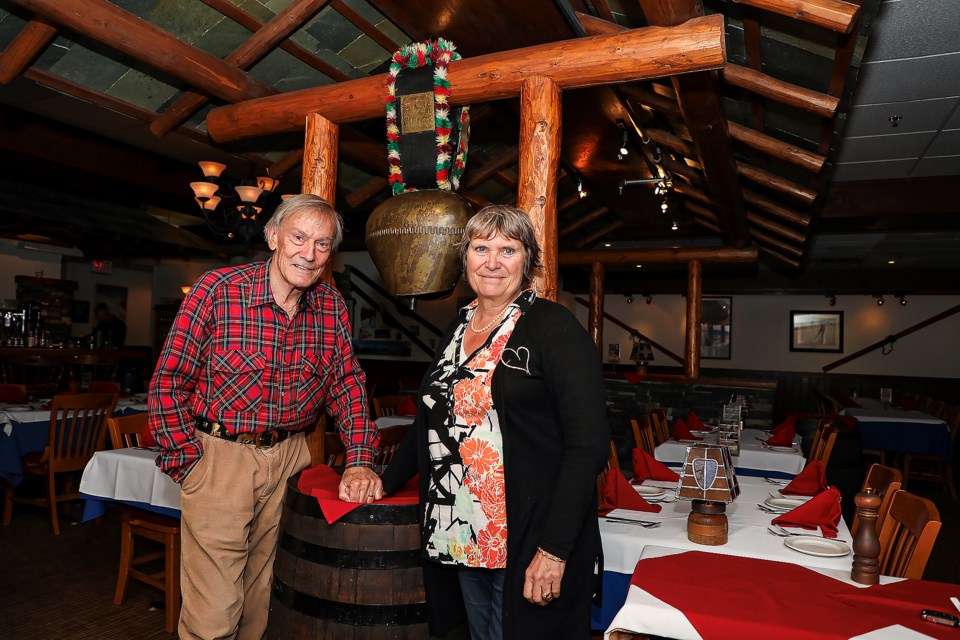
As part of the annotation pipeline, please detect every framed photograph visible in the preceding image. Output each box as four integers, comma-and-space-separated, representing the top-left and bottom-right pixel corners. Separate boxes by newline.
608, 343, 620, 363
700, 296, 732, 359
790, 310, 844, 353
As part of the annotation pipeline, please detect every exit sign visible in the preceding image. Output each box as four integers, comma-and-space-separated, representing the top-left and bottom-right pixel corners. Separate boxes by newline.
91, 260, 112, 274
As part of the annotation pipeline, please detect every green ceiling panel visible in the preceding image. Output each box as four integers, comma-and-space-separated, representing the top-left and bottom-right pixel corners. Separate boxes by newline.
339, 34, 390, 73
145, 0, 228, 45
46, 44, 128, 92
0, 10, 28, 50
109, 69, 180, 111
305, 6, 362, 52
249, 48, 332, 92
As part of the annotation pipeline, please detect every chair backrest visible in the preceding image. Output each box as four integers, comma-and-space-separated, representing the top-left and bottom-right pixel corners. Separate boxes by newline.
371, 395, 407, 419
650, 409, 670, 445
807, 421, 839, 469
852, 463, 902, 536
630, 416, 656, 455
65, 354, 121, 391
375, 424, 411, 466
107, 412, 149, 449
877, 489, 942, 579
1, 353, 66, 396
813, 388, 841, 414
323, 431, 346, 467
47, 392, 118, 473
597, 440, 620, 503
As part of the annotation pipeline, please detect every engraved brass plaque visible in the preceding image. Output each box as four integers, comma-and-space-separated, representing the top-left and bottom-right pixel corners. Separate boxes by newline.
400, 92, 435, 134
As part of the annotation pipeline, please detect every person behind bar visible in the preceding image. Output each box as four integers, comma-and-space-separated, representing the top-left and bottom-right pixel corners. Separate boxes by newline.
149, 194, 382, 640
92, 302, 126, 348
380, 204, 609, 639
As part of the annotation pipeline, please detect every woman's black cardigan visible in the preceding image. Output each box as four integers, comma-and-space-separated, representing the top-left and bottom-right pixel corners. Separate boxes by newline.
381, 297, 610, 638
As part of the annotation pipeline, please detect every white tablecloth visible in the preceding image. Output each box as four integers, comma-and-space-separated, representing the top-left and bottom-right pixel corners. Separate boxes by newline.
655, 428, 806, 476
79, 448, 181, 511
600, 476, 852, 575
0, 396, 148, 436
375, 415, 415, 430
843, 398, 947, 425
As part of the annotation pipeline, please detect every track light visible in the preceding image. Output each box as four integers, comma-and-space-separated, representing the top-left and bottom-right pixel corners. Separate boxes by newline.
625, 294, 634, 304
661, 198, 669, 212
875, 295, 885, 306
670, 220, 679, 231
619, 131, 629, 158
645, 295, 653, 305
899, 295, 908, 306
828, 295, 837, 307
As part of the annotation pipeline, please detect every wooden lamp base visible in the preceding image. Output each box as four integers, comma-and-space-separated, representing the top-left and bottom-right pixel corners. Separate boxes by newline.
687, 500, 728, 545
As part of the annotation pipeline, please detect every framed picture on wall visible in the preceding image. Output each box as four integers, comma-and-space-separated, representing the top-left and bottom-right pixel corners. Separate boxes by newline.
700, 296, 732, 359
790, 310, 844, 353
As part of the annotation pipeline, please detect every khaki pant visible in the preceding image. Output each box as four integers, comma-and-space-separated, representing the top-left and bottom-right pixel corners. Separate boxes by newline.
178, 430, 311, 640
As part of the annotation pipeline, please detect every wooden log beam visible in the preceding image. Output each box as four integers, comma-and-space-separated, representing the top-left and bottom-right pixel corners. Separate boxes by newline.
723, 65, 839, 118
728, 122, 826, 173
559, 246, 758, 266
737, 162, 817, 205
150, 0, 333, 137
302, 113, 338, 204
330, 0, 400, 53
0, 17, 56, 84
685, 259, 702, 378
8, 0, 275, 105
736, 0, 860, 34
207, 15, 727, 142
687, 201, 806, 264
517, 76, 562, 301
589, 262, 605, 355
647, 127, 695, 158
558, 192, 583, 212
742, 189, 812, 228
463, 146, 520, 189
574, 219, 625, 248
345, 176, 388, 209
620, 84, 682, 118
268, 148, 305, 178
559, 206, 610, 238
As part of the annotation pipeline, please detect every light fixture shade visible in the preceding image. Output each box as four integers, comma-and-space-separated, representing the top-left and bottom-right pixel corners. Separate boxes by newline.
190, 181, 219, 200
198, 195, 221, 211
198, 161, 226, 179
257, 176, 279, 192
180, 285, 192, 295
235, 185, 263, 203
676, 444, 740, 503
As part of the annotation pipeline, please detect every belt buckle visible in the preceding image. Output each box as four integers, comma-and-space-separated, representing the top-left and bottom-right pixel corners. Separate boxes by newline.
210, 421, 223, 437
236, 433, 256, 445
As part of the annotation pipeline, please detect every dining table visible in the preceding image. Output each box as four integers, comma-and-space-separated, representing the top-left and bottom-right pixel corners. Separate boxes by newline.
842, 398, 953, 462
654, 427, 807, 479
0, 395, 149, 486
593, 474, 854, 631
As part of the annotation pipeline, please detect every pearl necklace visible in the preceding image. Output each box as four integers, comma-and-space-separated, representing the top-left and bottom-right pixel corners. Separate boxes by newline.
469, 307, 508, 334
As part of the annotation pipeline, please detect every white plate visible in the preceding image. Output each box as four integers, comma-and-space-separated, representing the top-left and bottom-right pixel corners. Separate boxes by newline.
634, 485, 666, 499
0, 405, 33, 411
765, 444, 799, 452
783, 536, 850, 557
764, 497, 806, 511
769, 491, 812, 502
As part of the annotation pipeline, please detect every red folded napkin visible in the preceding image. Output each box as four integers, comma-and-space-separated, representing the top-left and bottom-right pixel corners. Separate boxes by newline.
686, 411, 706, 432
895, 394, 918, 411
765, 421, 795, 446
397, 396, 417, 416
769, 415, 795, 435
599, 469, 661, 515
780, 460, 828, 496
622, 372, 644, 384
0, 385, 26, 404
772, 486, 842, 538
671, 418, 702, 441
631, 448, 680, 483
297, 464, 419, 524
140, 423, 157, 448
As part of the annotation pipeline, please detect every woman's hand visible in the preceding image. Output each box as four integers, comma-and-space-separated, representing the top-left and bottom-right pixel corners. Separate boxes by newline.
338, 465, 383, 503
523, 548, 565, 606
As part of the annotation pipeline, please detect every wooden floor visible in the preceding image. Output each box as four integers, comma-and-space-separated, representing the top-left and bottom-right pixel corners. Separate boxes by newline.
1, 475, 957, 640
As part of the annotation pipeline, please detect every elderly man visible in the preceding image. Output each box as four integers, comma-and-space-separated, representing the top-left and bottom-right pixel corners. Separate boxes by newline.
149, 194, 382, 639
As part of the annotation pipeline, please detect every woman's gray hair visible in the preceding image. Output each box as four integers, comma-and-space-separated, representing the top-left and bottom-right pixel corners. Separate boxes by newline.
264, 194, 344, 249
458, 204, 544, 287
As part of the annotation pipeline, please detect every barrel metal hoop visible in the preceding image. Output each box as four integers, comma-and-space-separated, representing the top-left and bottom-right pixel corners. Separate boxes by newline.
272, 578, 429, 626
279, 532, 422, 570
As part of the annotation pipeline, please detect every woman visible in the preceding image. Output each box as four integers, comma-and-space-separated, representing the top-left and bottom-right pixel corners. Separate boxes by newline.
381, 204, 610, 639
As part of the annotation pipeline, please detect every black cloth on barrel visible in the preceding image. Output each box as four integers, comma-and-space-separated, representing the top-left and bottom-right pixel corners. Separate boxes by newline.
395, 65, 464, 190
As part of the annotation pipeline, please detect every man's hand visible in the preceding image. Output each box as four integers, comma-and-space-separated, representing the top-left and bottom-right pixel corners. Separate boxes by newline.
338, 465, 383, 503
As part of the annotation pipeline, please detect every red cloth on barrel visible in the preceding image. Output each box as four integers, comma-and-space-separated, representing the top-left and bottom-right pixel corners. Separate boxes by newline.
627, 552, 897, 640
671, 419, 702, 441
772, 486, 842, 538
397, 396, 418, 416
599, 469, 660, 515
765, 422, 795, 446
631, 448, 680, 483
779, 460, 829, 496
686, 411, 706, 432
770, 415, 795, 435
297, 464, 419, 524
829, 579, 960, 640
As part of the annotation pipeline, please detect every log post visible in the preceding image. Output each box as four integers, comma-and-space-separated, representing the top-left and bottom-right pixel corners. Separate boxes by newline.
685, 260, 702, 379
851, 491, 882, 585
302, 112, 338, 203
517, 75, 561, 301
589, 262, 605, 356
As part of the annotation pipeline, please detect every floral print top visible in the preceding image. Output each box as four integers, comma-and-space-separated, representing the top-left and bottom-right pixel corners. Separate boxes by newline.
421, 289, 536, 568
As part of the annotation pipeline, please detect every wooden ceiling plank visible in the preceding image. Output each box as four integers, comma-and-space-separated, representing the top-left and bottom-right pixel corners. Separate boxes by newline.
746, 211, 808, 244
9, 0, 275, 104
736, 0, 860, 33
646, 127, 695, 158
723, 65, 839, 118
330, 0, 401, 53
463, 146, 520, 189
0, 17, 57, 84
559, 246, 758, 266
573, 219, 626, 249
673, 181, 711, 205
560, 206, 610, 238
268, 148, 305, 178
818, 0, 866, 155
590, 0, 617, 22
345, 176, 388, 208
749, 227, 804, 257
742, 189, 812, 228
741, 6, 764, 132
558, 192, 583, 213
728, 122, 826, 173
457, 187, 491, 211
199, 0, 351, 82
207, 14, 728, 141
620, 84, 682, 118
736, 161, 817, 205
150, 0, 334, 137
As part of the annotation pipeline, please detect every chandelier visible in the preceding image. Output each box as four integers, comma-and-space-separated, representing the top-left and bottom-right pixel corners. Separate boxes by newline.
189, 161, 285, 242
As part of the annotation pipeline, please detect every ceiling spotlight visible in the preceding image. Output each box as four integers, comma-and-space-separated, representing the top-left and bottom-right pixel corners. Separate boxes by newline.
899, 295, 908, 306
875, 295, 885, 306
636, 264, 643, 269
619, 131, 629, 157
888, 115, 902, 128
661, 198, 669, 212
887, 259, 896, 265
670, 220, 679, 231
828, 295, 837, 307
645, 295, 653, 305
626, 294, 634, 304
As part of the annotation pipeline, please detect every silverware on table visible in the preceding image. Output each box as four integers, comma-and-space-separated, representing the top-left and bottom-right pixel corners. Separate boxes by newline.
766, 525, 846, 544
603, 516, 661, 528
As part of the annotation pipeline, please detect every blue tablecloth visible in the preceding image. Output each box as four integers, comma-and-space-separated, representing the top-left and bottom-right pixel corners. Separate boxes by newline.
844, 406, 953, 462
80, 494, 180, 521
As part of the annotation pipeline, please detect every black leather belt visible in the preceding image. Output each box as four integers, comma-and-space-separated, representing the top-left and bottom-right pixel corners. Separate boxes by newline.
194, 418, 291, 448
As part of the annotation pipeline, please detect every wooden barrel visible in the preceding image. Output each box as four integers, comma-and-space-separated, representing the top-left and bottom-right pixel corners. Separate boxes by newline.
268, 473, 428, 639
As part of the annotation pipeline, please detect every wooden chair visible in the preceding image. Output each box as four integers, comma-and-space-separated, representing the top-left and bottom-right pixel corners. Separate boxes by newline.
806, 421, 839, 470
371, 395, 407, 419
851, 463, 902, 537
108, 413, 181, 633
3, 392, 118, 534
630, 416, 656, 456
0, 353, 67, 397
375, 423, 411, 466
902, 405, 958, 501
65, 353, 121, 392
877, 489, 942, 579
650, 409, 670, 445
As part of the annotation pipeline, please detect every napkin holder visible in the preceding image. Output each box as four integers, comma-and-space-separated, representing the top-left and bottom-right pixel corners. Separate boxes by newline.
676, 444, 740, 545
